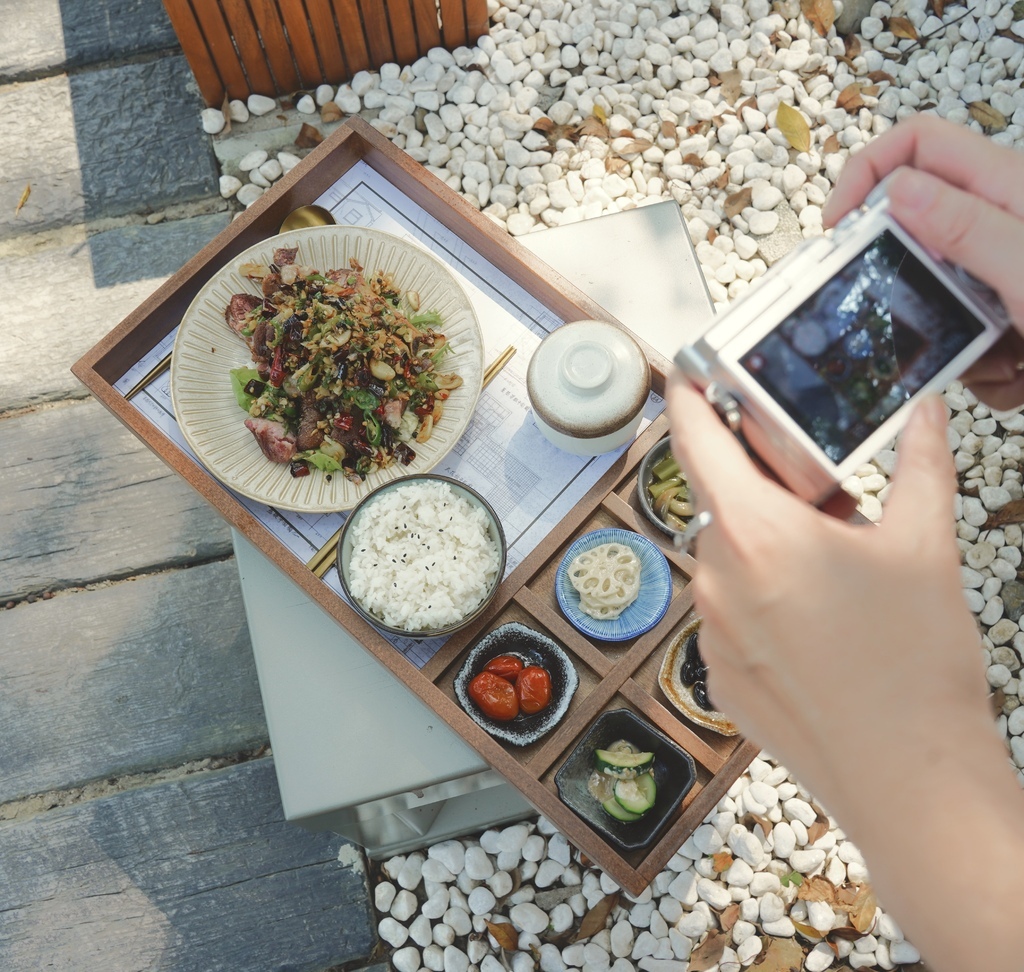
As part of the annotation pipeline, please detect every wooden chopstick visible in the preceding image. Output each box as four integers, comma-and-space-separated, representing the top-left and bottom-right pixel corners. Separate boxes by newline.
307, 345, 517, 579
124, 351, 172, 400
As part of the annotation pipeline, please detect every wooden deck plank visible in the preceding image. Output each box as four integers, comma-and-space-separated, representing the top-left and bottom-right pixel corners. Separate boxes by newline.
0, 400, 233, 602
0, 758, 376, 972
0, 559, 265, 803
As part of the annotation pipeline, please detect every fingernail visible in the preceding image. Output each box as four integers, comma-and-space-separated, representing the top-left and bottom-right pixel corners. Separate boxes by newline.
889, 171, 938, 214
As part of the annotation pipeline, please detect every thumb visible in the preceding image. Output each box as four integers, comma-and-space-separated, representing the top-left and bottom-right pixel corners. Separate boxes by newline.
881, 395, 956, 534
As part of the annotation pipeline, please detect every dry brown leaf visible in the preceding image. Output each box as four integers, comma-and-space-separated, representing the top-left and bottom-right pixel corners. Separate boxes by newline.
724, 185, 753, 218
688, 119, 713, 136
969, 101, 1009, 131
617, 138, 652, 155
714, 168, 731, 189
985, 498, 1024, 528
828, 925, 865, 941
836, 82, 867, 113
792, 918, 825, 940
776, 102, 811, 152
798, 875, 838, 904
706, 226, 718, 244
14, 183, 30, 217
848, 884, 878, 934
720, 902, 740, 932
843, 32, 862, 57
718, 68, 744, 104
888, 15, 919, 38
321, 100, 343, 123
742, 812, 774, 838
757, 936, 805, 971
605, 156, 631, 175
573, 892, 619, 942
806, 805, 830, 844
661, 119, 677, 141
737, 95, 758, 115
682, 152, 707, 168
295, 122, 323, 148
800, 0, 836, 36
931, 0, 946, 15
860, 84, 880, 97
532, 117, 554, 132
577, 116, 610, 139
991, 687, 1007, 715
688, 929, 728, 971
823, 133, 841, 154
866, 70, 896, 83
712, 851, 734, 873
484, 920, 519, 951
220, 91, 232, 135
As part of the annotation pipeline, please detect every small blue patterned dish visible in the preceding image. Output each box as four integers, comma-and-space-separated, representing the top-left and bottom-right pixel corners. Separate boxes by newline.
555, 528, 672, 642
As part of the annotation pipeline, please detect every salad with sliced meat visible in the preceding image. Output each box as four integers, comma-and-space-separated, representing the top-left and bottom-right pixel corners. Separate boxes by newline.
225, 245, 462, 483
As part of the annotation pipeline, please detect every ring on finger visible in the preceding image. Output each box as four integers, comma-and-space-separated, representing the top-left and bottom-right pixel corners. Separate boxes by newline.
675, 509, 713, 557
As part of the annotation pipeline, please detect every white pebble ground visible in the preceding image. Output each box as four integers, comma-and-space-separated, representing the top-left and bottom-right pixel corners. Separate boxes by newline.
202, 0, 1024, 966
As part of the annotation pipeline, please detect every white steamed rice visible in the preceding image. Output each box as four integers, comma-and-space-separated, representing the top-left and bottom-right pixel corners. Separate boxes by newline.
347, 480, 501, 632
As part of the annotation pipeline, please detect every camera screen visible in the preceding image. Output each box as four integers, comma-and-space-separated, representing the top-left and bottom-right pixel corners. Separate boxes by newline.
739, 230, 984, 462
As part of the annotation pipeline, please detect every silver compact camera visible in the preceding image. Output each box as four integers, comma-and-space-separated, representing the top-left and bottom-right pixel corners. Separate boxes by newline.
675, 184, 1012, 505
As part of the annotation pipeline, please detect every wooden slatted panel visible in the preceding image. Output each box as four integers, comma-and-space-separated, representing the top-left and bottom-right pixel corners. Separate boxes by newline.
438, 0, 469, 49
164, 0, 490, 105
247, 0, 302, 94
464, 0, 489, 42
185, 0, 252, 101
357, 0, 397, 67
331, 0, 372, 76
276, 0, 325, 87
410, 0, 442, 53
386, 0, 421, 67
219, 0, 277, 96
306, 0, 349, 82
161, 0, 229, 105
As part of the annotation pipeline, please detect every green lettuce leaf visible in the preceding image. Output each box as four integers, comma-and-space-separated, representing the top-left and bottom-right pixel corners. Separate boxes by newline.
304, 450, 344, 473
230, 367, 261, 411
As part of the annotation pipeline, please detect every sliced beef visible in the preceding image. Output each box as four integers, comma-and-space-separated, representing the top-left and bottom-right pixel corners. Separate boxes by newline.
382, 397, 404, 429
243, 418, 297, 463
225, 293, 262, 334
273, 246, 298, 266
296, 392, 325, 451
261, 271, 283, 297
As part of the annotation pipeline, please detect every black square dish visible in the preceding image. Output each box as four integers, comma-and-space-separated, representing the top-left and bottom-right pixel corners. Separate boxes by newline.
554, 709, 696, 851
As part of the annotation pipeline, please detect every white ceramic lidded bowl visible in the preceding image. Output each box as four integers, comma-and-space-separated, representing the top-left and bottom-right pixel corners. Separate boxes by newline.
527, 320, 651, 456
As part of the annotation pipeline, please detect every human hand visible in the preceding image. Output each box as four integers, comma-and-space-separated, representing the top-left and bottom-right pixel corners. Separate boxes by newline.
666, 373, 989, 820
822, 114, 1024, 409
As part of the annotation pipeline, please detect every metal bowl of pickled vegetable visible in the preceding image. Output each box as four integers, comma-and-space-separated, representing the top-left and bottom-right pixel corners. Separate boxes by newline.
637, 437, 693, 539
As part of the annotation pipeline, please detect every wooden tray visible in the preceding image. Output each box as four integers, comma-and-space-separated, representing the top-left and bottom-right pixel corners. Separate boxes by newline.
72, 117, 755, 893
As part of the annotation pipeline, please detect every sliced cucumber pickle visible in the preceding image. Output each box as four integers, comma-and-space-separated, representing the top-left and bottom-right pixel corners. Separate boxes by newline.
594, 748, 655, 779
602, 796, 643, 822
613, 772, 657, 815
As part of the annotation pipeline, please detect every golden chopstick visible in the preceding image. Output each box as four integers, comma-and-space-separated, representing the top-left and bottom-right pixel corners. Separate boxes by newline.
307, 345, 517, 579
124, 352, 172, 400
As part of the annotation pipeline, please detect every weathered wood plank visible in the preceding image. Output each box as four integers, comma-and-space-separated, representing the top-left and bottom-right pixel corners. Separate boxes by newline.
0, 559, 266, 802
0, 214, 227, 411
0, 758, 377, 972
0, 399, 233, 601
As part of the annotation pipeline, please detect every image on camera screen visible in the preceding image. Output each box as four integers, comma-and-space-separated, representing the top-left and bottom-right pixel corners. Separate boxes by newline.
739, 230, 983, 463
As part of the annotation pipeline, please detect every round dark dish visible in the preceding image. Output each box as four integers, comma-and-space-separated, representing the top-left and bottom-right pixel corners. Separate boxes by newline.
637, 436, 691, 540
454, 622, 579, 746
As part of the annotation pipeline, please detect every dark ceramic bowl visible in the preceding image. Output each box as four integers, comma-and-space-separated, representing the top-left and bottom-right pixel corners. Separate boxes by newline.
637, 436, 690, 540
554, 708, 696, 851
337, 474, 506, 640
454, 622, 579, 746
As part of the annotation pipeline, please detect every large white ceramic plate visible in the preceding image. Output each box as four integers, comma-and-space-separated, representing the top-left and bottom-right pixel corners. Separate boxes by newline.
170, 226, 484, 512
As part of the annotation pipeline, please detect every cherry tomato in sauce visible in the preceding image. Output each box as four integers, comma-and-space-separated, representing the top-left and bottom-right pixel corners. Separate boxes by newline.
484, 654, 525, 680
468, 671, 519, 721
516, 666, 552, 715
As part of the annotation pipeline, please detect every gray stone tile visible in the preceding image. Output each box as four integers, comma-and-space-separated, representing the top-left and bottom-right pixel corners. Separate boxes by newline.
70, 53, 220, 222
0, 758, 377, 972
0, 0, 179, 81
86, 211, 230, 287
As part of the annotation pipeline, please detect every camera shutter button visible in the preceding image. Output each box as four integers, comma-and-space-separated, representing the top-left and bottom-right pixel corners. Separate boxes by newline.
705, 382, 743, 433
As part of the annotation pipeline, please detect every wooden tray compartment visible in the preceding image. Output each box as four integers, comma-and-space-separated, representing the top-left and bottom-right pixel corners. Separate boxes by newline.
71, 116, 755, 894
422, 414, 759, 891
